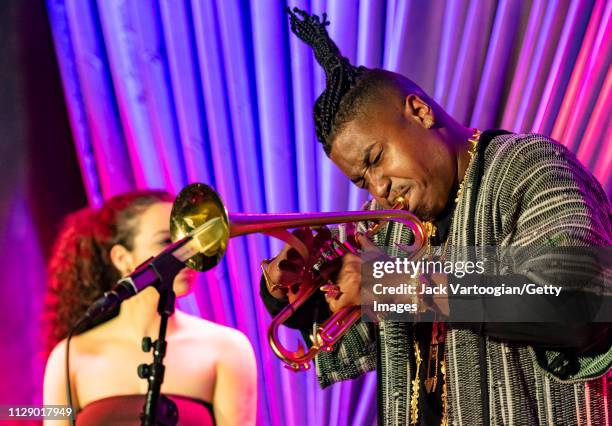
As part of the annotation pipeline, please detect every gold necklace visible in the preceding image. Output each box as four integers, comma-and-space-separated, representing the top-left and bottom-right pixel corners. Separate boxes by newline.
454, 128, 481, 204
439, 128, 480, 425
408, 128, 481, 246
408, 128, 481, 425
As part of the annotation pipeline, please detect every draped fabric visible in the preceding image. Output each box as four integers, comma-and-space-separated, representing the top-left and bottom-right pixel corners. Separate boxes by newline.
38, 1, 611, 425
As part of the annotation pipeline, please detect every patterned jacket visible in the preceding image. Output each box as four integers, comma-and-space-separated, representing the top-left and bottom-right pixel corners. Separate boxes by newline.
314, 132, 611, 425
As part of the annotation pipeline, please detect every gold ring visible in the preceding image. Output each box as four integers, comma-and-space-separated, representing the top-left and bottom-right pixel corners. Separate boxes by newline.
261, 258, 284, 294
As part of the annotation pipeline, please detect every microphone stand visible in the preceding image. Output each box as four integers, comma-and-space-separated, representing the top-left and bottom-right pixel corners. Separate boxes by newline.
138, 284, 178, 426
78, 217, 228, 424
135, 249, 185, 426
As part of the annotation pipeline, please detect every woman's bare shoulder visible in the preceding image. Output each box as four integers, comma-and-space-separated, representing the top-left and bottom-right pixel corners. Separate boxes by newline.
49, 320, 120, 360
46, 338, 67, 371
174, 311, 252, 350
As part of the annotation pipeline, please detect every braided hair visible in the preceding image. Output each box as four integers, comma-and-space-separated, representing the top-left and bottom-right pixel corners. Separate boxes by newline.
287, 8, 434, 156
287, 7, 367, 154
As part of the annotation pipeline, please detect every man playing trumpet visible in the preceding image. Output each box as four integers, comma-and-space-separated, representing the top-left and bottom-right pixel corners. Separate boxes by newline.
260, 8, 611, 426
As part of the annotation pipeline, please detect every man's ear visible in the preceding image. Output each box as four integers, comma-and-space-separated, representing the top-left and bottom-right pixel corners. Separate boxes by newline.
404, 94, 434, 129
109, 244, 133, 277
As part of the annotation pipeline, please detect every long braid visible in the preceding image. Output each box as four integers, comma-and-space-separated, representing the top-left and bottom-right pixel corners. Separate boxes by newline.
287, 7, 367, 154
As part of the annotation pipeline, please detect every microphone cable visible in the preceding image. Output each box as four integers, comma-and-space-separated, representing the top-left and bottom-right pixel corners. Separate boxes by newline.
65, 316, 87, 426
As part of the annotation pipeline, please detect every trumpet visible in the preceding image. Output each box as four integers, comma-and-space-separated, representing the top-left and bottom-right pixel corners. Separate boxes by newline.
170, 183, 428, 371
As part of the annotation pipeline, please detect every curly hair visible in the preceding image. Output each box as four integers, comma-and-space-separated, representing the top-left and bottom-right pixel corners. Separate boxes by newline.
43, 190, 173, 356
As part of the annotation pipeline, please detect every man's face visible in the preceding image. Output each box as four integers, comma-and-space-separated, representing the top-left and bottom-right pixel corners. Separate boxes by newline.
329, 95, 456, 220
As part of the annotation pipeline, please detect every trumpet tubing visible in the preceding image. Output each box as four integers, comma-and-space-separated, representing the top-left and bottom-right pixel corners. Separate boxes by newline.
170, 183, 428, 371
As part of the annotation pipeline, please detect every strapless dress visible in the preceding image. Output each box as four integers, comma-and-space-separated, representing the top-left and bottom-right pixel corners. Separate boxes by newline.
76, 393, 215, 425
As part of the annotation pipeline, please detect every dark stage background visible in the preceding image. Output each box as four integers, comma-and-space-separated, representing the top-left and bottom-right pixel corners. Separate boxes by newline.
0, 0, 86, 406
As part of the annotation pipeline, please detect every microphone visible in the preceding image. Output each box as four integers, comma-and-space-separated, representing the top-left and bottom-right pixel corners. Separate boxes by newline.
83, 217, 226, 322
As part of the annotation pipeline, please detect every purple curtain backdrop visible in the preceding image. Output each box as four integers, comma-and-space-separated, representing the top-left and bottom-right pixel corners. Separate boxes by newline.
4, 0, 607, 424
0, 0, 88, 421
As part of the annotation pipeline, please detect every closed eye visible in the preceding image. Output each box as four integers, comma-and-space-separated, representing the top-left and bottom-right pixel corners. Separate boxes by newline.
351, 144, 382, 190
371, 149, 383, 165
